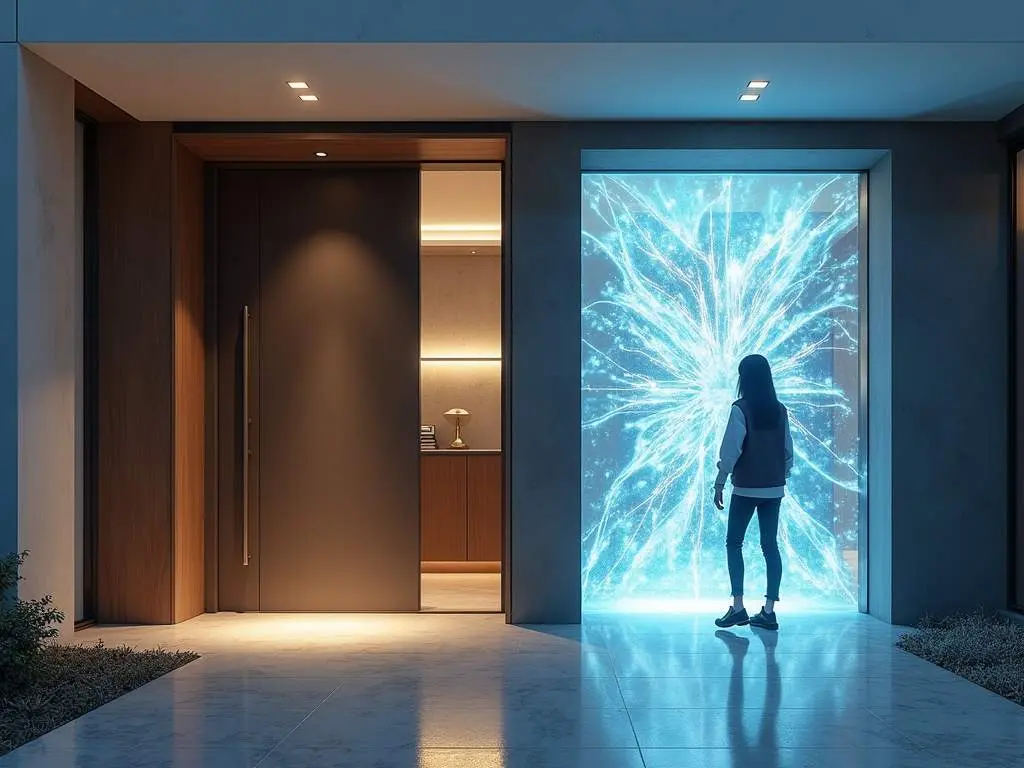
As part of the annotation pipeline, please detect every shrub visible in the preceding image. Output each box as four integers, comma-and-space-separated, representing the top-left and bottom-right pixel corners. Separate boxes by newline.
897, 611, 1024, 705
0, 552, 64, 692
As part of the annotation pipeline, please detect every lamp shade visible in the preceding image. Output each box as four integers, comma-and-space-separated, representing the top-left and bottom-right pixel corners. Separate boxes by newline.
443, 408, 471, 425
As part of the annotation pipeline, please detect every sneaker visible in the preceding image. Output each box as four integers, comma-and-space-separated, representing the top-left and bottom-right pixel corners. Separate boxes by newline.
749, 609, 779, 631
714, 606, 750, 628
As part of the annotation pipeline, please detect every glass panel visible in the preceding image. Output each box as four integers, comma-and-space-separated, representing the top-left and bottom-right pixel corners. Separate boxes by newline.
581, 172, 863, 611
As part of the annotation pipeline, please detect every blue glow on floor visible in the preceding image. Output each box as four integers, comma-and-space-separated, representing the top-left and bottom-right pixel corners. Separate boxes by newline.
581, 172, 862, 611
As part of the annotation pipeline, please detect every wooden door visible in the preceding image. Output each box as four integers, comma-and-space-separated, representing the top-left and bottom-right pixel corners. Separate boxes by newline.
217, 168, 421, 611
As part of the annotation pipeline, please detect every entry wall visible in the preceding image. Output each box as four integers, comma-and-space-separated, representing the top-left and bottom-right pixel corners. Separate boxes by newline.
14, 49, 76, 636
507, 122, 1007, 625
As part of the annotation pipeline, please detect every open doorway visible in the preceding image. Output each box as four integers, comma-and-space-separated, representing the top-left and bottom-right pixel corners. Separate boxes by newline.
419, 165, 503, 613
200, 136, 506, 617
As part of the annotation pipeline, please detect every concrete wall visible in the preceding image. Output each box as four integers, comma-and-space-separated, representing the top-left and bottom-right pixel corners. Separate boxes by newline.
508, 122, 1007, 625
16, 1, 1024, 43
15, 48, 76, 635
0, 1, 11, 43
0, 44, 17, 562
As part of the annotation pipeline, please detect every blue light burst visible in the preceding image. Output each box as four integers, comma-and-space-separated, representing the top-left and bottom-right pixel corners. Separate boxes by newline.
581, 173, 862, 611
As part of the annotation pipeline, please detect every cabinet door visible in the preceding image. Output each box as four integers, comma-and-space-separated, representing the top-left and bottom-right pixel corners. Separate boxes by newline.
467, 454, 503, 562
421, 455, 468, 561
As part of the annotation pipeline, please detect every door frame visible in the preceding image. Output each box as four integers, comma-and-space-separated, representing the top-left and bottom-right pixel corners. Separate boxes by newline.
185, 126, 511, 617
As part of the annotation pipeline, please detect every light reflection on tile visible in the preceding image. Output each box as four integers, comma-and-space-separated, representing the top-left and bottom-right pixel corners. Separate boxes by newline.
1, 613, 1020, 768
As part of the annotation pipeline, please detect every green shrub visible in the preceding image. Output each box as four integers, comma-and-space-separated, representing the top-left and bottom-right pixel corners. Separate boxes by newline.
0, 552, 64, 692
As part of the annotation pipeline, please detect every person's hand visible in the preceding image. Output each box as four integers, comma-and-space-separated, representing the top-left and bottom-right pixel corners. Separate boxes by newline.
713, 487, 725, 511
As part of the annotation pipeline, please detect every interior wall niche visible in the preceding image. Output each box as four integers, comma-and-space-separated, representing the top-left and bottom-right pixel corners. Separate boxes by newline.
420, 252, 502, 450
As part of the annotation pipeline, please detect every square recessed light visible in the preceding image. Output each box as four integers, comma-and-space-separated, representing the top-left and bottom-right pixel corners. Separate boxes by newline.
287, 81, 309, 89
747, 80, 770, 89
299, 94, 319, 102
739, 93, 760, 102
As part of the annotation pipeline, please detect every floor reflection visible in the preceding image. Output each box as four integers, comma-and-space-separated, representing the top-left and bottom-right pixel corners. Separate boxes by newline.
717, 628, 780, 768
1, 613, 1022, 768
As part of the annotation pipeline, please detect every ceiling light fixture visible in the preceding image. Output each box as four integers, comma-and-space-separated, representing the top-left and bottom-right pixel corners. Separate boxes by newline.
315, 151, 328, 158
287, 81, 309, 89
739, 93, 760, 102
747, 80, 770, 90
299, 94, 319, 102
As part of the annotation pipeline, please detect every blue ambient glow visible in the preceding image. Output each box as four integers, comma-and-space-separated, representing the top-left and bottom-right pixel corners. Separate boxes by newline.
581, 173, 862, 611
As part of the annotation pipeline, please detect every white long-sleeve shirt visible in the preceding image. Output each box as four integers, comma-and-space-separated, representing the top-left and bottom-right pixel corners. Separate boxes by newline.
714, 405, 794, 498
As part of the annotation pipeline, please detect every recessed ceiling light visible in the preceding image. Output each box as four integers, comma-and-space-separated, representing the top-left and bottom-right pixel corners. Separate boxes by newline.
299, 94, 319, 102
287, 81, 309, 89
739, 93, 760, 102
747, 80, 770, 90
315, 151, 327, 158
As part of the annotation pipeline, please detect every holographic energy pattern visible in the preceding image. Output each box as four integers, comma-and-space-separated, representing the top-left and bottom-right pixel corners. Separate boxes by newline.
582, 173, 862, 611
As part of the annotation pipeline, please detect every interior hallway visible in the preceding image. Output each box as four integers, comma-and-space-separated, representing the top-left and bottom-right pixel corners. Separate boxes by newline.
2, 613, 1022, 767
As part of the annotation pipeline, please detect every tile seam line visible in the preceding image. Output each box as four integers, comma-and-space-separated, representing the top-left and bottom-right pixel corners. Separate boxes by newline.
251, 680, 345, 767
609, 650, 646, 765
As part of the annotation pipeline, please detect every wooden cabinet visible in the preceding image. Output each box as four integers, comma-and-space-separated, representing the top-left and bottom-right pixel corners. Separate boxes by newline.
421, 452, 502, 564
420, 454, 468, 561
467, 454, 502, 561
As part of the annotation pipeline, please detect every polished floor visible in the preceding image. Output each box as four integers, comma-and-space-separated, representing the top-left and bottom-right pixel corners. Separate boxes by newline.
420, 573, 502, 613
3, 612, 1022, 767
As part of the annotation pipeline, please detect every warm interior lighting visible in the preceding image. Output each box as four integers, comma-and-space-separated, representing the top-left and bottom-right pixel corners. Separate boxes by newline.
747, 80, 770, 89
739, 93, 760, 102
299, 94, 319, 102
287, 81, 309, 89
421, 357, 502, 363
420, 223, 501, 243
315, 152, 328, 158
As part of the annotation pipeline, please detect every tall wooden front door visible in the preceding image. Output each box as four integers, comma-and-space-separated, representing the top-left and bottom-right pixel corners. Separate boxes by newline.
216, 168, 421, 611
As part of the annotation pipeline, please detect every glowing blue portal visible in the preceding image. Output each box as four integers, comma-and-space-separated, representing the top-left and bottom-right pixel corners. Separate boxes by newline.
581, 173, 862, 611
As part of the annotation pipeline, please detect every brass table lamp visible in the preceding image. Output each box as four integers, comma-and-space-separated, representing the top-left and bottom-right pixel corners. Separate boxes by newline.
444, 408, 471, 449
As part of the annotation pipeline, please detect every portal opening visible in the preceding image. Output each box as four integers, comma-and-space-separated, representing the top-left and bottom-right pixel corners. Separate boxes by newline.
581, 171, 864, 613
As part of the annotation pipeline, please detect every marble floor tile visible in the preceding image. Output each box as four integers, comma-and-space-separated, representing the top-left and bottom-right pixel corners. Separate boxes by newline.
2, 612, 1018, 768
641, 745, 965, 768
628, 706, 916, 749
259, 747, 646, 768
281, 703, 639, 750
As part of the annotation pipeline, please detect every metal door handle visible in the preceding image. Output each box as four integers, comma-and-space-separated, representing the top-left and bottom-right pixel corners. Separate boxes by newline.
242, 305, 251, 567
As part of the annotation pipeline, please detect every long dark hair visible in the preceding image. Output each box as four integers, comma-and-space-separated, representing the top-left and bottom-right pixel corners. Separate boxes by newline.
737, 354, 782, 429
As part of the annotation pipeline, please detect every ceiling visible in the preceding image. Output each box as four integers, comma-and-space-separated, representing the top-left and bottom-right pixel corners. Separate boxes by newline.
33, 42, 1024, 122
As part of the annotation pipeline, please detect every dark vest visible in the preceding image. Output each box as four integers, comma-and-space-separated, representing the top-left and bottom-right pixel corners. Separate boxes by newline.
732, 399, 787, 488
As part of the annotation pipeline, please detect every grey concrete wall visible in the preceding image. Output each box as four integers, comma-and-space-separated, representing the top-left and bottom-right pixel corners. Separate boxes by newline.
868, 154, 894, 623
0, 43, 17, 561
0, 1, 12, 42
17, 0, 1024, 43
508, 121, 1007, 625
16, 48, 77, 636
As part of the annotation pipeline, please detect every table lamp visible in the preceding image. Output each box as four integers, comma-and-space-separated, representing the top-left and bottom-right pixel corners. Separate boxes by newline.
444, 408, 471, 449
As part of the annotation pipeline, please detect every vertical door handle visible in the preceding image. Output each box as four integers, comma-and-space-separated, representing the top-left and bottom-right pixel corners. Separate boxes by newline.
241, 305, 252, 567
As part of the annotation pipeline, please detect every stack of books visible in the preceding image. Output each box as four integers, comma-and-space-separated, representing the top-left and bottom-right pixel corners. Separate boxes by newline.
420, 425, 438, 451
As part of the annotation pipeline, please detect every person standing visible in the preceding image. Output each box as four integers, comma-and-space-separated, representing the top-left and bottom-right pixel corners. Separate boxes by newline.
712, 354, 793, 631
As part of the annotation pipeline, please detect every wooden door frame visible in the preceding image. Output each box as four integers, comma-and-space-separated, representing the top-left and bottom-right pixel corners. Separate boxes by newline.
189, 126, 511, 618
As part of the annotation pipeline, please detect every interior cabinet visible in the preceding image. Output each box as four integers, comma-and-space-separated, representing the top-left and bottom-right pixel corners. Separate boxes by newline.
467, 454, 502, 561
421, 452, 502, 564
420, 454, 468, 561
